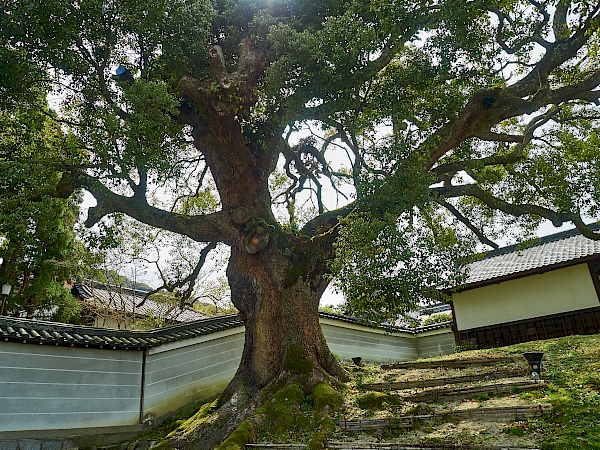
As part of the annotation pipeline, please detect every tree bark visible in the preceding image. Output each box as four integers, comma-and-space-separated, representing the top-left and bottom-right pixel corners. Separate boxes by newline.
188, 95, 347, 398
224, 241, 346, 394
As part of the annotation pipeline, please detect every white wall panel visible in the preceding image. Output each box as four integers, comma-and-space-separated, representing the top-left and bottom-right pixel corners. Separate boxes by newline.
142, 328, 244, 418
0, 341, 142, 432
0, 319, 455, 434
321, 319, 419, 362
415, 329, 456, 358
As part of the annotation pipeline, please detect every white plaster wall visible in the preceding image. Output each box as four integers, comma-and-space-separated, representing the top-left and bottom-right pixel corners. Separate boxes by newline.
320, 319, 419, 362
0, 319, 455, 434
415, 328, 455, 358
143, 327, 245, 418
0, 341, 142, 432
453, 263, 600, 331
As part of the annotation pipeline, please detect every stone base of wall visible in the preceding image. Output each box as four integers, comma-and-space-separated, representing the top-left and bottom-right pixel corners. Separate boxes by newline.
0, 425, 147, 450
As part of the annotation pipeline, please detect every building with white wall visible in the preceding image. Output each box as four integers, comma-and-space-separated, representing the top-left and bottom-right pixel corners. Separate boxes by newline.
450, 225, 600, 348
72, 281, 207, 330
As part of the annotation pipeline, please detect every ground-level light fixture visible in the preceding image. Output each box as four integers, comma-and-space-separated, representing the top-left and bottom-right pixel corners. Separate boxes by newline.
1, 283, 12, 316
523, 352, 544, 381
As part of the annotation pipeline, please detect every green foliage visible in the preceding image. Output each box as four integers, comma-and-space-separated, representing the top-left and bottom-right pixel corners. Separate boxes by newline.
0, 103, 92, 320
422, 313, 453, 326
3, 10, 600, 442
331, 211, 473, 322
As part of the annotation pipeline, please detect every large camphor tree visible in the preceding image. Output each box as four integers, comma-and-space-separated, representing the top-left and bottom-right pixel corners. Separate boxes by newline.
3, 0, 600, 447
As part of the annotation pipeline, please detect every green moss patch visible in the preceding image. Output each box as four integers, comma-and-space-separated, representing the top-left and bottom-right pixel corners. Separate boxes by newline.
311, 382, 343, 411
357, 391, 402, 409
170, 398, 219, 436
308, 430, 328, 450
257, 383, 310, 435
216, 419, 256, 450
283, 345, 315, 375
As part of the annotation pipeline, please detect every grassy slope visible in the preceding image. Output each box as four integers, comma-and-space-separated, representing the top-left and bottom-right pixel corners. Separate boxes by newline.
383, 334, 600, 450
502, 334, 600, 449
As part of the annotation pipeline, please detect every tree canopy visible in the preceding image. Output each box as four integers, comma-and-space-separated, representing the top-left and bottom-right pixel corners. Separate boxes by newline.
2, 0, 600, 446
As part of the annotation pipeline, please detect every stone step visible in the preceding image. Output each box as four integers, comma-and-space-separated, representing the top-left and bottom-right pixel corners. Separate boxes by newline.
337, 404, 552, 432
362, 369, 524, 391
327, 443, 538, 450
246, 445, 306, 449
405, 380, 547, 402
245, 443, 539, 449
381, 356, 523, 370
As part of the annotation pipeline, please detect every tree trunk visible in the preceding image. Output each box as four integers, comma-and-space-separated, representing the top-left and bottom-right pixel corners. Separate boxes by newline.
191, 104, 345, 392
166, 91, 347, 449
168, 242, 347, 450
225, 244, 346, 395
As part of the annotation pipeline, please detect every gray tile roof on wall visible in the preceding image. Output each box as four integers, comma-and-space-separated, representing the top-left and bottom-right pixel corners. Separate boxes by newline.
0, 312, 450, 349
0, 314, 243, 350
465, 223, 600, 287
318, 311, 451, 335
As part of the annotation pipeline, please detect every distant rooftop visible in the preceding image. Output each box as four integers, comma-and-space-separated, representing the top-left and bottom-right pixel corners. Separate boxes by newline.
74, 281, 207, 323
464, 223, 600, 287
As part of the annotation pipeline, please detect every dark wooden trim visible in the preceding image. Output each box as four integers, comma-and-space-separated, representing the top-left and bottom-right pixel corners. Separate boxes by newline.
449, 300, 460, 344
587, 261, 600, 303
139, 348, 147, 423
457, 306, 600, 349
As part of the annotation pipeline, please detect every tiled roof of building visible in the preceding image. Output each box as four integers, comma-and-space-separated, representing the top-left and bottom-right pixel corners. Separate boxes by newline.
74, 281, 207, 323
0, 312, 450, 349
465, 223, 600, 286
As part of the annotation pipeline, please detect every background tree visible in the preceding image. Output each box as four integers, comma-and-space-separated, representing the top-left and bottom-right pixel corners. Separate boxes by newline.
3, 0, 600, 447
0, 102, 92, 321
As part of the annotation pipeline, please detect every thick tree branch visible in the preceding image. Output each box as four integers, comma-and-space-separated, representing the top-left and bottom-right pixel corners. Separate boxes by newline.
424, 6, 600, 171
300, 203, 356, 237
432, 105, 560, 179
432, 146, 525, 178
508, 4, 600, 98
432, 183, 564, 226
68, 172, 240, 245
435, 199, 499, 249
569, 215, 600, 240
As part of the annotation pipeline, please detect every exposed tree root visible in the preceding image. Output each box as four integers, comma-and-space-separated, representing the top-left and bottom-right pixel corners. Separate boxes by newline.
157, 368, 345, 450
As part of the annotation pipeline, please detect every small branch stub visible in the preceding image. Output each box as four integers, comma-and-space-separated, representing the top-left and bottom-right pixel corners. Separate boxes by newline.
233, 207, 252, 225
246, 226, 270, 253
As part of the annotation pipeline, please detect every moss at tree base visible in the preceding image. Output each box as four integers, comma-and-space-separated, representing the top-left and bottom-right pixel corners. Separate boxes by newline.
216, 420, 256, 450
208, 378, 342, 450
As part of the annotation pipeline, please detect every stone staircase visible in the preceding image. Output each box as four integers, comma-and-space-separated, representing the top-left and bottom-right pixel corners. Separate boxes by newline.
247, 355, 549, 450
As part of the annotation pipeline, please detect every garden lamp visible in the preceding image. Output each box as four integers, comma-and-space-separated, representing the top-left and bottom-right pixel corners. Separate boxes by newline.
1, 283, 12, 315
